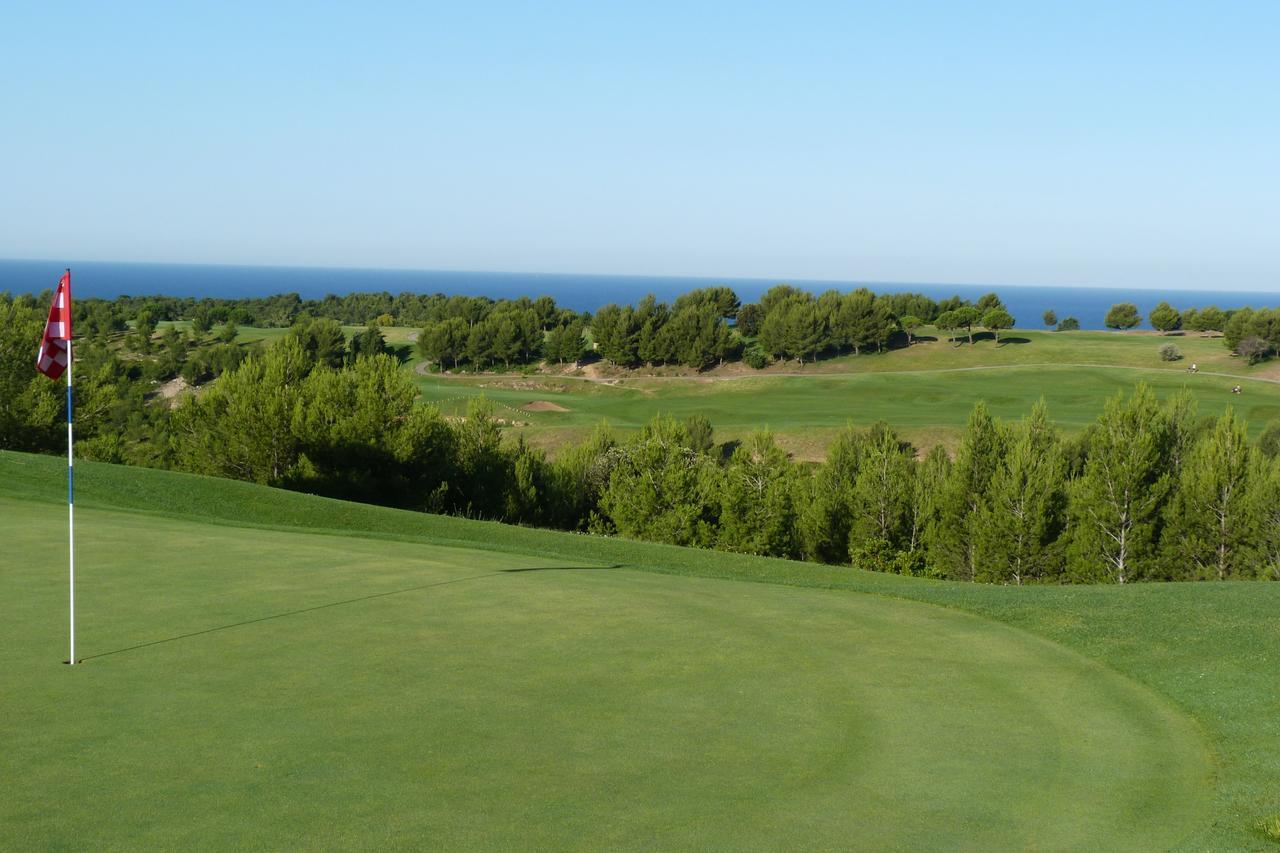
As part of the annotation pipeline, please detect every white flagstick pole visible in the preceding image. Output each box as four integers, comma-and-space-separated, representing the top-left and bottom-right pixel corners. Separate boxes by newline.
66, 269, 75, 666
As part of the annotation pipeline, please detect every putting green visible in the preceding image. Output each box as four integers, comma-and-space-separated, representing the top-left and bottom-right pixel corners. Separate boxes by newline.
1, 500, 1210, 850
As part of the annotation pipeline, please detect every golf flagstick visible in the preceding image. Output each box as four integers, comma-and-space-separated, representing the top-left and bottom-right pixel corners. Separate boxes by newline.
36, 268, 75, 664
67, 288, 75, 666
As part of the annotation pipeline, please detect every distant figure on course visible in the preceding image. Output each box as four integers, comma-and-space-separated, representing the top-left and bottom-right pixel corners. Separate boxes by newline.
1232, 385, 1242, 395
1189, 363, 1198, 373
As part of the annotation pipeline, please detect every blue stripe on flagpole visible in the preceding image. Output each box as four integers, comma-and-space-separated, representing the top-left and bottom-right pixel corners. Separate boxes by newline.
66, 382, 73, 505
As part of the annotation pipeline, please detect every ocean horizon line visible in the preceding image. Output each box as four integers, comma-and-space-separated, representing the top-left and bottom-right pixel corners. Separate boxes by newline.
3, 257, 1278, 331
3, 255, 1276, 297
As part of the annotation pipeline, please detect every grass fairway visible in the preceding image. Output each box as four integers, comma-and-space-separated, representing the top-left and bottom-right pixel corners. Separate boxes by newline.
418, 363, 1280, 457
413, 328, 1280, 457
0, 456, 1221, 850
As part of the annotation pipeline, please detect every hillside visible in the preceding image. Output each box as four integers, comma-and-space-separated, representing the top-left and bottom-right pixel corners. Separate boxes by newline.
2, 451, 1278, 848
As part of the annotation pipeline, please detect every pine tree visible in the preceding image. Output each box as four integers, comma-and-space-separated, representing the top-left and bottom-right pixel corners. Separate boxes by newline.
504, 441, 545, 524
798, 424, 872, 563
348, 324, 387, 362
171, 336, 311, 485
976, 292, 1005, 313
1149, 301, 1182, 334
466, 321, 496, 368
634, 296, 669, 366
1105, 302, 1142, 330
492, 316, 520, 368
757, 303, 792, 359
591, 304, 624, 363
715, 431, 801, 558
870, 301, 898, 352
901, 445, 950, 576
848, 427, 915, 572
451, 397, 512, 518
935, 310, 959, 344
928, 402, 1004, 580
952, 306, 981, 344
981, 308, 1014, 343
1161, 409, 1255, 579
834, 289, 877, 354
1162, 389, 1200, 478
974, 401, 1066, 584
1242, 452, 1280, 579
1067, 385, 1171, 583
599, 415, 715, 546
899, 315, 923, 345
544, 422, 617, 530
785, 302, 828, 363
592, 304, 643, 366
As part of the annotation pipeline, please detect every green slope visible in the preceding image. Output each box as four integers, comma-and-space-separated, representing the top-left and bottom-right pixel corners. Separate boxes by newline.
3, 452, 1274, 848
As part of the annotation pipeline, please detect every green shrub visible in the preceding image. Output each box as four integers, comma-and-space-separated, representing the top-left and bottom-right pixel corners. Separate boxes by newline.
743, 345, 769, 370
849, 536, 896, 573
1159, 343, 1182, 361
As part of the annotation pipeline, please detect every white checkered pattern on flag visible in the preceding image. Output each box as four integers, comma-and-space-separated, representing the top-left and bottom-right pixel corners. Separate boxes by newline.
36, 272, 72, 380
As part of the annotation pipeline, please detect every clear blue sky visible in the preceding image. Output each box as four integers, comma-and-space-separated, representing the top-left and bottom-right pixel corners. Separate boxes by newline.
2, 1, 1276, 290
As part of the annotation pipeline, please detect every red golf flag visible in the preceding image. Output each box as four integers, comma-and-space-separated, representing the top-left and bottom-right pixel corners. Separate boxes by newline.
36, 271, 72, 380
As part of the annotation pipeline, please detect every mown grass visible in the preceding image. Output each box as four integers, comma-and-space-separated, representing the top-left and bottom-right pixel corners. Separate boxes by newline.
417, 362, 1280, 458
800, 326, 1248, 375
152, 322, 1277, 457
3, 451, 1278, 848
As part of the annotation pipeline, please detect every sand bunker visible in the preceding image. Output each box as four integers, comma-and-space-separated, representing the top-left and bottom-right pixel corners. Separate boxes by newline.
521, 400, 570, 412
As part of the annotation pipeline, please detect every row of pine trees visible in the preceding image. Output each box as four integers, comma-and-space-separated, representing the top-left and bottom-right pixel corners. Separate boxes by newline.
154, 335, 1280, 584
586, 388, 1280, 582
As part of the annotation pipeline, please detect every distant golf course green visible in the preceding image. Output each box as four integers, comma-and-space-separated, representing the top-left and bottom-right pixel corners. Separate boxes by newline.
150, 323, 1280, 457
417, 358, 1280, 458
8, 452, 1280, 849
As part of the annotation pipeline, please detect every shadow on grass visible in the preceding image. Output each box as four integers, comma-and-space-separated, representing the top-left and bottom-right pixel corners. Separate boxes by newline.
501, 564, 624, 573
80, 564, 623, 662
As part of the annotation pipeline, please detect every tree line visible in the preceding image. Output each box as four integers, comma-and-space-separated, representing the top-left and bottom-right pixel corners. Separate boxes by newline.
15, 281, 1280, 372
1091, 300, 1280, 364
158, 350, 1280, 583
9, 295, 1279, 584
591, 286, 1012, 369
415, 299, 585, 370
580, 388, 1280, 583
10, 283, 1024, 376
7, 288, 583, 338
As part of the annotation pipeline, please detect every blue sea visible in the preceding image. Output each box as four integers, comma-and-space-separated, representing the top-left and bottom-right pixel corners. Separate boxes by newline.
2, 258, 1278, 331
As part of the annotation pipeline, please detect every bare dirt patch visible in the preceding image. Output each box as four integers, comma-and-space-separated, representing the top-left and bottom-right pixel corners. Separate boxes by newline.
149, 376, 192, 407
521, 400, 570, 413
